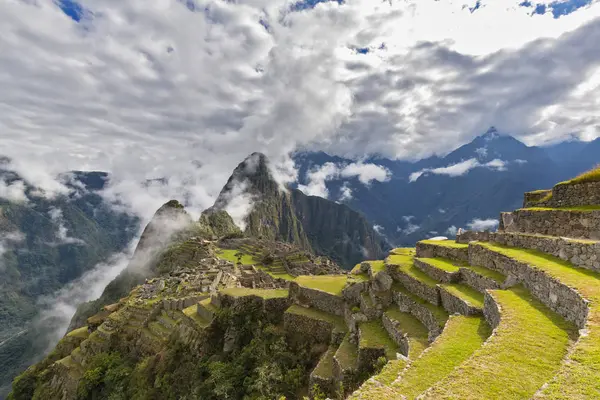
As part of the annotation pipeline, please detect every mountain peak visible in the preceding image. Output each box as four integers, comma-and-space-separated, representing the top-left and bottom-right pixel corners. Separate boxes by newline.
481, 126, 500, 140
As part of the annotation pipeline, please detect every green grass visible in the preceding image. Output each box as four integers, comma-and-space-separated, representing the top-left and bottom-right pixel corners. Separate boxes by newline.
390, 248, 416, 256
294, 275, 348, 296
479, 242, 600, 399
386, 253, 414, 267
366, 260, 386, 274
335, 334, 358, 371
391, 260, 439, 288
256, 265, 295, 281
384, 308, 429, 358
419, 240, 468, 249
182, 305, 211, 328
216, 248, 257, 265
220, 287, 289, 299
521, 205, 600, 212
67, 326, 89, 339
285, 304, 347, 332
462, 263, 506, 284
392, 283, 449, 328
390, 315, 491, 399
439, 283, 485, 309
359, 321, 399, 360
417, 257, 464, 273
424, 286, 576, 399
557, 165, 600, 186
199, 298, 218, 313
312, 346, 336, 379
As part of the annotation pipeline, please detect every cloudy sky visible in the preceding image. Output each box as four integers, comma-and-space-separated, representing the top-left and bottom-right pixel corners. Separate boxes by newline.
2, 0, 600, 217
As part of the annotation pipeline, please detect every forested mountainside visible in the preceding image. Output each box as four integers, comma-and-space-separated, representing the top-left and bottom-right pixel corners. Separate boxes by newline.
294, 128, 600, 245
11, 167, 600, 400
0, 165, 138, 398
211, 153, 388, 268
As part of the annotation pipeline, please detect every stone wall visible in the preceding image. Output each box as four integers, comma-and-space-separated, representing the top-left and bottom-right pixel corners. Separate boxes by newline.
416, 242, 469, 262
382, 312, 409, 356
414, 259, 460, 283
524, 181, 600, 208
490, 232, 600, 273
163, 295, 208, 311
289, 282, 346, 316
283, 310, 336, 344
342, 281, 370, 305
393, 290, 442, 341
458, 267, 502, 293
500, 209, 600, 240
456, 230, 491, 244
388, 268, 440, 306
483, 291, 501, 329
438, 286, 481, 316
469, 243, 589, 328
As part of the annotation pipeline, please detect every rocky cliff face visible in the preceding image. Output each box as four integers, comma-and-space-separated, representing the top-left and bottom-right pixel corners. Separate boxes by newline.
212, 153, 388, 268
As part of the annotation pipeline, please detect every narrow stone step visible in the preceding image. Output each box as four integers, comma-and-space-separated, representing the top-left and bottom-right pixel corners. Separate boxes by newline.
197, 298, 218, 322
284, 304, 347, 345
438, 283, 484, 315
333, 334, 359, 387
416, 240, 469, 262
500, 207, 600, 240
490, 231, 600, 273
309, 346, 338, 398
386, 259, 440, 306
382, 307, 429, 358
414, 257, 462, 283
458, 263, 506, 293
358, 320, 399, 371
392, 283, 449, 341
422, 286, 576, 399
389, 315, 491, 399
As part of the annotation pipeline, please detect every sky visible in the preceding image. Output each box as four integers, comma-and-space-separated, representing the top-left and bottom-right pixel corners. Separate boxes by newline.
2, 0, 600, 219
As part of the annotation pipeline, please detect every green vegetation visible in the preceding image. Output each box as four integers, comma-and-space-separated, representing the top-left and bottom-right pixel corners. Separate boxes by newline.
67, 327, 90, 339
391, 315, 491, 399
216, 248, 256, 265
359, 321, 399, 360
417, 257, 463, 272
384, 308, 428, 358
365, 260, 385, 274
521, 205, 600, 211
424, 286, 576, 399
390, 248, 416, 256
286, 305, 347, 332
335, 334, 358, 371
312, 347, 336, 379
294, 275, 349, 296
478, 242, 600, 398
199, 298, 218, 314
392, 283, 449, 329
220, 287, 289, 299
557, 165, 600, 186
462, 263, 506, 284
392, 260, 439, 288
439, 283, 485, 309
182, 305, 211, 328
419, 240, 468, 249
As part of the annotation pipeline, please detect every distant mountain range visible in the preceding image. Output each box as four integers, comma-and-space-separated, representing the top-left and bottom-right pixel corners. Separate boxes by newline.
293, 128, 600, 245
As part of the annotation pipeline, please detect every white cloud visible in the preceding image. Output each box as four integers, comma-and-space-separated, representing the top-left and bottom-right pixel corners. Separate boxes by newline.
373, 224, 384, 234
338, 181, 353, 201
0, 179, 28, 203
298, 161, 390, 198
410, 158, 507, 182
398, 216, 420, 235
48, 207, 86, 245
0, 230, 26, 271
475, 147, 488, 158
446, 225, 458, 236
467, 218, 499, 231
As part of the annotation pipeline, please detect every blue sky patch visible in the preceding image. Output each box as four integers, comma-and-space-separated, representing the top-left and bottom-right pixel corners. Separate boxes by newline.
56, 0, 85, 22
290, 0, 343, 12
520, 0, 593, 18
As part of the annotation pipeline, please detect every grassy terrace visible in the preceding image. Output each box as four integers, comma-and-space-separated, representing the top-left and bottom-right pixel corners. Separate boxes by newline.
285, 304, 347, 332
479, 242, 600, 398
424, 286, 576, 399
391, 260, 439, 288
390, 315, 491, 399
462, 263, 507, 284
366, 260, 386, 274
220, 287, 289, 299
390, 247, 416, 256
199, 298, 218, 313
417, 257, 464, 272
359, 321, 399, 360
439, 283, 485, 309
312, 346, 336, 379
294, 275, 348, 296
392, 283, 449, 329
335, 334, 358, 371
520, 205, 600, 212
384, 308, 428, 358
557, 165, 600, 186
419, 240, 468, 249
216, 247, 296, 280
66, 326, 90, 339
182, 305, 211, 328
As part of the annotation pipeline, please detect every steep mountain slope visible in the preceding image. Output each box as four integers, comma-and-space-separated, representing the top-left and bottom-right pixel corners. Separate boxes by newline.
0, 166, 138, 398
211, 153, 388, 268
294, 128, 598, 245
